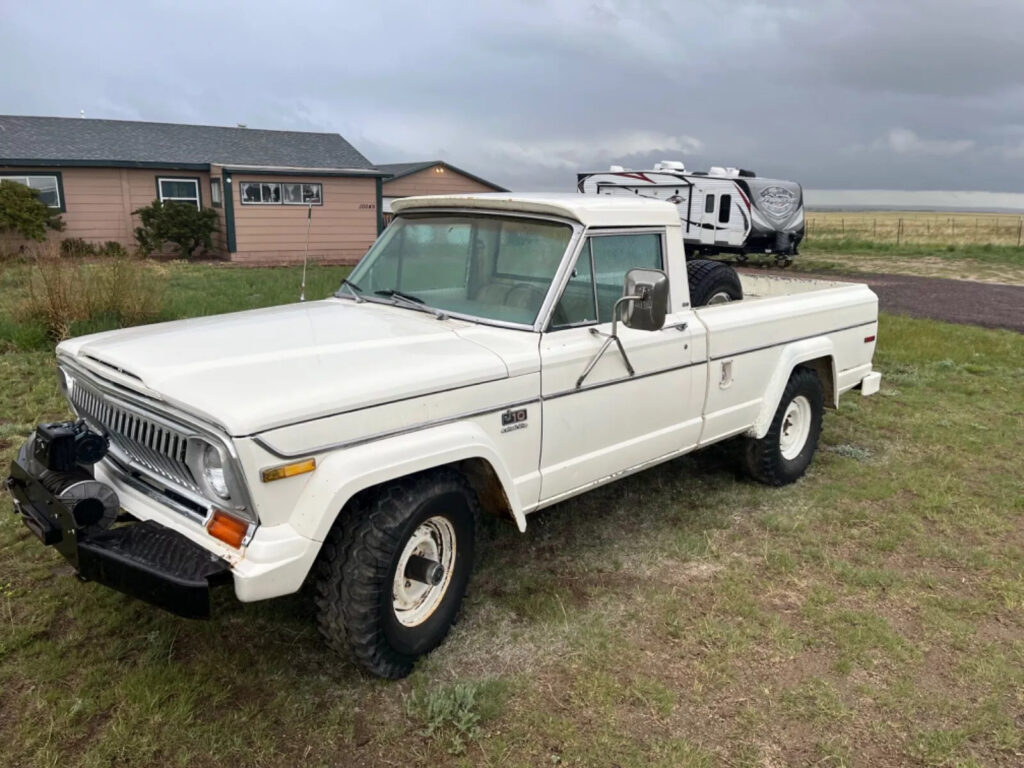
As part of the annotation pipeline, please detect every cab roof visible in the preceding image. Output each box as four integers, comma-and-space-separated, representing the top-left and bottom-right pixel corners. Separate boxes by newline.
391, 192, 681, 228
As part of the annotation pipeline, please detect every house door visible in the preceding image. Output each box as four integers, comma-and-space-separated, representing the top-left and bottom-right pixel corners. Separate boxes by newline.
538, 231, 703, 502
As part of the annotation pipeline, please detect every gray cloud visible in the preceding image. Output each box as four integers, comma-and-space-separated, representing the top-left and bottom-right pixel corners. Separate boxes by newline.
3, 0, 1023, 193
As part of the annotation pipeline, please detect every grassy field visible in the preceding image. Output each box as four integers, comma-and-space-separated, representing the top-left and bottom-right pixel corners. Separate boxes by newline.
794, 211, 1024, 284
806, 211, 1024, 248
1, 261, 1022, 767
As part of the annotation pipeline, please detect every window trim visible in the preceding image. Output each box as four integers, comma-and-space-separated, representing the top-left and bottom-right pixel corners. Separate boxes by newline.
210, 178, 223, 208
0, 172, 65, 211
156, 176, 202, 210
547, 228, 666, 331
239, 180, 323, 206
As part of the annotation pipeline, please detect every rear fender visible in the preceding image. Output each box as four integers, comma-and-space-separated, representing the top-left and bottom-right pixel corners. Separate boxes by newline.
747, 338, 836, 439
286, 421, 526, 542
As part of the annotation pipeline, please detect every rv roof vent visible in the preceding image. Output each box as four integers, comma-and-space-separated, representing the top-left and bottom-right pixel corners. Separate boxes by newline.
708, 166, 727, 176
654, 160, 685, 171
738, 168, 756, 178
609, 165, 625, 172
724, 167, 741, 177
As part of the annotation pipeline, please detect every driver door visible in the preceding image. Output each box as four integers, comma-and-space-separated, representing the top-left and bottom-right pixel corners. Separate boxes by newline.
538, 230, 702, 502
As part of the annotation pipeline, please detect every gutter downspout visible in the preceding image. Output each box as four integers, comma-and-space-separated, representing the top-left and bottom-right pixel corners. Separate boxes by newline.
223, 170, 237, 256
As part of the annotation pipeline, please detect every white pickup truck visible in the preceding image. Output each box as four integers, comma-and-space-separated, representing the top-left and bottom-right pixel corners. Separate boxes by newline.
7, 193, 881, 678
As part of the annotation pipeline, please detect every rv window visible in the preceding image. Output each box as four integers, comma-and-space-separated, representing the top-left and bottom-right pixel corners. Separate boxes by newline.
704, 195, 715, 214
719, 194, 731, 224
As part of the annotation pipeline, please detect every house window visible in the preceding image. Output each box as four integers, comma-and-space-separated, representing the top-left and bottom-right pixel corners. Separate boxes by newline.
241, 181, 322, 205
719, 194, 731, 224
0, 174, 61, 209
158, 177, 201, 209
240, 182, 280, 204
210, 178, 222, 208
282, 182, 322, 205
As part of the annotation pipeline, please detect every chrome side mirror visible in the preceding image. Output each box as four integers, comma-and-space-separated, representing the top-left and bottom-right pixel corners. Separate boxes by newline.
621, 268, 669, 332
575, 267, 671, 389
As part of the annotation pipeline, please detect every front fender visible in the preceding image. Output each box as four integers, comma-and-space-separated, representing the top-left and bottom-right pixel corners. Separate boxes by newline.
279, 420, 527, 542
746, 337, 836, 439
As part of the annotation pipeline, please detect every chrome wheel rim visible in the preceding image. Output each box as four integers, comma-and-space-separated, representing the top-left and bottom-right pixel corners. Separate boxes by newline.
392, 516, 456, 627
706, 291, 733, 305
779, 395, 812, 460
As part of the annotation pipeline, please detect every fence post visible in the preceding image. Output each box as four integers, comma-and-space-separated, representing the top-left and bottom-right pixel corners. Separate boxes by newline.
951, 218, 955, 237
873, 219, 877, 237
1018, 218, 1022, 247
897, 218, 903, 245
841, 218, 845, 238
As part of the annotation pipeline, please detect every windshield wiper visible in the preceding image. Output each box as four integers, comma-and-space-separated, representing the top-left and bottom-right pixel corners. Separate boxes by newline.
337, 278, 364, 302
375, 289, 447, 320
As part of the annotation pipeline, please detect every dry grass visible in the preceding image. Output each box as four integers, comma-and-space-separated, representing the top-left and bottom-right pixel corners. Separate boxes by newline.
806, 210, 1024, 247
11, 243, 167, 341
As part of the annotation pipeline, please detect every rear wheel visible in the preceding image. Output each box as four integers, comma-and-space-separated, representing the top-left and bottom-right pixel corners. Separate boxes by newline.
743, 367, 824, 485
314, 469, 478, 678
687, 259, 743, 306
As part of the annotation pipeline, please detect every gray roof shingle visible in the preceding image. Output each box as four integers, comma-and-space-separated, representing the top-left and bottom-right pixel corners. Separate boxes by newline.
0, 115, 376, 171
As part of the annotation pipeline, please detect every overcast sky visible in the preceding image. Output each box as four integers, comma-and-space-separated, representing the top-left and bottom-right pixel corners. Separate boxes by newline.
4, 0, 1023, 193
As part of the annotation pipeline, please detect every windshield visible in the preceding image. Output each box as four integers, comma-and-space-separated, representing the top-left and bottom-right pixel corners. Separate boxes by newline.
343, 214, 574, 325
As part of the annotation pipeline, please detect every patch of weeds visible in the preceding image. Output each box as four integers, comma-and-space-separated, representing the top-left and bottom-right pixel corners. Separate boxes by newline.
908, 727, 969, 766
627, 675, 676, 718
405, 678, 508, 755
779, 677, 849, 725
825, 443, 873, 461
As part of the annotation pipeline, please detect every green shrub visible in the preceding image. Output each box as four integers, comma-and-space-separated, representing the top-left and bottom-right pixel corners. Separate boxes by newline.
60, 237, 131, 258
0, 180, 64, 241
133, 199, 218, 258
60, 237, 93, 258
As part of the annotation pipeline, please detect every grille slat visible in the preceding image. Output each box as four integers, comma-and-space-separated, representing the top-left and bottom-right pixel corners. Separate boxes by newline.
70, 379, 200, 494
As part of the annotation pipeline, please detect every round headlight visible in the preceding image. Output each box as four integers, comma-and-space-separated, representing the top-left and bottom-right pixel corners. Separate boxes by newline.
202, 444, 230, 499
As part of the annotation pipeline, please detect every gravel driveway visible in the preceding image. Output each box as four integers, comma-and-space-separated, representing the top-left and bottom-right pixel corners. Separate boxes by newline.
741, 269, 1024, 333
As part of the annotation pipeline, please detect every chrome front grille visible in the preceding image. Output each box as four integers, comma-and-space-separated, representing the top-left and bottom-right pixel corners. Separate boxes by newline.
70, 378, 201, 494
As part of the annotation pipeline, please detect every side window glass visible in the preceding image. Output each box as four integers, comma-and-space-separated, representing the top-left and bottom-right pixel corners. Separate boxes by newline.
551, 242, 597, 328
704, 194, 715, 214
590, 233, 663, 322
719, 194, 731, 224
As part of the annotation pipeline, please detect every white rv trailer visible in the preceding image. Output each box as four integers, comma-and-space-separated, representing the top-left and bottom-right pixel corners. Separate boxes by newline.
578, 161, 805, 264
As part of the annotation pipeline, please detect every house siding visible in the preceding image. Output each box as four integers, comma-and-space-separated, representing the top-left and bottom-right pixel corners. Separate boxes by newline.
230, 175, 377, 264
0, 166, 217, 254
382, 165, 498, 197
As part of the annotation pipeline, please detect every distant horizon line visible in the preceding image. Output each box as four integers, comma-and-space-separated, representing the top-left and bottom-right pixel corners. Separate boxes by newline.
805, 189, 1024, 213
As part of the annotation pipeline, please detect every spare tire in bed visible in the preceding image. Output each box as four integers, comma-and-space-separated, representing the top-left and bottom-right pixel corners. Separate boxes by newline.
687, 259, 743, 306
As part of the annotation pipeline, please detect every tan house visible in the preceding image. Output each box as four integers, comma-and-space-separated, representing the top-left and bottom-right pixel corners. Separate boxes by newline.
378, 161, 508, 224
0, 115, 387, 264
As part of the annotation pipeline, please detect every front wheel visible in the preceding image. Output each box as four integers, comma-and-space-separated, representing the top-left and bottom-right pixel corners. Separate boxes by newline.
743, 367, 824, 485
314, 470, 478, 678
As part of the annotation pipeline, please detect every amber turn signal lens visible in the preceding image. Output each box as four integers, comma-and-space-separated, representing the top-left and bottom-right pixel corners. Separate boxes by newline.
207, 509, 249, 548
260, 458, 316, 483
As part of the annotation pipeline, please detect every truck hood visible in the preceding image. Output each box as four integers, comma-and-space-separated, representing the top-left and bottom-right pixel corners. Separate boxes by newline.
58, 299, 510, 435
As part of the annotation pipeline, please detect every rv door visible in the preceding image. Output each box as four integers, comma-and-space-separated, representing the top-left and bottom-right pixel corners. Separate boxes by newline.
700, 191, 717, 246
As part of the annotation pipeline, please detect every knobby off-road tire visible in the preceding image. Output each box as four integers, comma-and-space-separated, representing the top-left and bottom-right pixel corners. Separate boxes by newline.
743, 367, 824, 486
314, 469, 479, 679
687, 259, 743, 306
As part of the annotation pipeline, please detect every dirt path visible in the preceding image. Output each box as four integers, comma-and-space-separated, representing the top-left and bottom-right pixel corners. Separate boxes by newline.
740, 269, 1024, 332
